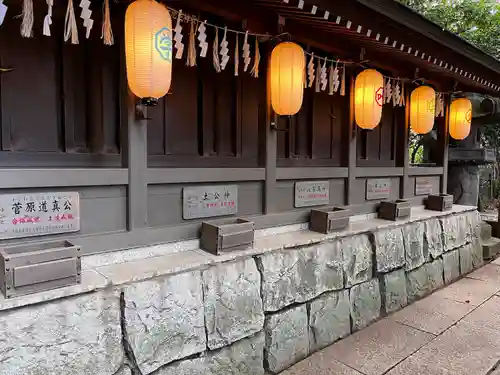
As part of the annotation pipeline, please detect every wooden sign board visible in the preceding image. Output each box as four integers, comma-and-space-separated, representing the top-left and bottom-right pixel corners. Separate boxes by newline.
415, 177, 433, 196
294, 181, 330, 208
183, 185, 238, 219
0, 192, 80, 240
366, 179, 392, 200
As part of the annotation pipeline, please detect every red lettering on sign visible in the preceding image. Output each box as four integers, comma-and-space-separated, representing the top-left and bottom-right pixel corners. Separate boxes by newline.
12, 218, 18, 225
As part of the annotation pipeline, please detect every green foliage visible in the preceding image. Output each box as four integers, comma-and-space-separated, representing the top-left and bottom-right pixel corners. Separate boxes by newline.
398, 0, 500, 59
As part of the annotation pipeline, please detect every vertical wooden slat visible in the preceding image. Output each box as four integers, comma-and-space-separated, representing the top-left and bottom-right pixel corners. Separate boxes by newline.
347, 75, 357, 205
125, 94, 148, 230
235, 76, 243, 157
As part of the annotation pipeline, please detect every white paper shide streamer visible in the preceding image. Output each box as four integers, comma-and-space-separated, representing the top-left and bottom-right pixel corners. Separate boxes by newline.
174, 10, 184, 59
307, 53, 315, 88
242, 31, 251, 72
385, 78, 393, 104
79, 0, 94, 39
392, 80, 401, 107
197, 21, 208, 58
64, 0, 79, 44
0, 0, 7, 27
43, 0, 53, 37
315, 58, 321, 92
320, 59, 328, 91
435, 93, 444, 117
220, 27, 230, 71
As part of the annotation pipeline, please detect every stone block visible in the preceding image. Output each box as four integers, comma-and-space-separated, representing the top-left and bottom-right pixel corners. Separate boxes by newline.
374, 228, 405, 273
341, 234, 373, 287
264, 304, 309, 373
0, 290, 123, 375
424, 218, 444, 259
257, 241, 343, 312
443, 249, 460, 284
441, 215, 467, 251
460, 244, 474, 275
382, 269, 408, 314
155, 333, 265, 375
349, 278, 382, 331
403, 222, 425, 271
406, 259, 444, 302
308, 290, 350, 351
203, 258, 264, 350
123, 271, 206, 375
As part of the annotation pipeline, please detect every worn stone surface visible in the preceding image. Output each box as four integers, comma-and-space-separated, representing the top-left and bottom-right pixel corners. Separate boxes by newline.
382, 269, 408, 314
341, 234, 373, 287
309, 290, 351, 351
424, 218, 444, 259
257, 241, 343, 312
443, 249, 460, 284
460, 244, 474, 275
403, 222, 425, 271
123, 271, 206, 375
155, 333, 265, 375
441, 215, 467, 251
116, 366, 132, 375
203, 258, 264, 349
406, 259, 444, 302
349, 278, 382, 331
0, 290, 123, 375
465, 211, 480, 243
471, 236, 484, 269
265, 304, 310, 373
374, 228, 405, 273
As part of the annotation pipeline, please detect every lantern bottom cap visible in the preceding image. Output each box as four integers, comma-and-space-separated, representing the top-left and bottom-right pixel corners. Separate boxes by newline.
141, 97, 159, 106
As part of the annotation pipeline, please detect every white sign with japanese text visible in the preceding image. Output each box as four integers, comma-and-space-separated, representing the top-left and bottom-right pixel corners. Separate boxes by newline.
0, 192, 80, 240
183, 185, 238, 219
294, 181, 330, 208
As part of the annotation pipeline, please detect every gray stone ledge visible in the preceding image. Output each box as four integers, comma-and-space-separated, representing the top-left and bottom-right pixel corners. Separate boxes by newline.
0, 206, 476, 314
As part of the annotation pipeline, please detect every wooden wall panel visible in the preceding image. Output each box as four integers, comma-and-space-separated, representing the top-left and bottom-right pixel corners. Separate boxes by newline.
0, 3, 122, 165
147, 182, 263, 227
0, 15, 60, 152
357, 105, 401, 166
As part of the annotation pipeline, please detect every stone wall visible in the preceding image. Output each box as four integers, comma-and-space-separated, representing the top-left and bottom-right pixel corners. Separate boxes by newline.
0, 210, 484, 375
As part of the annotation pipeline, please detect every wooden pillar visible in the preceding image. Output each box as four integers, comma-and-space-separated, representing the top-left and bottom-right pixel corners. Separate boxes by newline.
439, 96, 451, 194
123, 95, 149, 230
346, 75, 357, 205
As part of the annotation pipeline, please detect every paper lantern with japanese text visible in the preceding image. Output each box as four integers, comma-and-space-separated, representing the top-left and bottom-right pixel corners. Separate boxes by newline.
125, 0, 172, 105
449, 98, 472, 140
269, 42, 305, 116
410, 86, 436, 134
354, 69, 384, 129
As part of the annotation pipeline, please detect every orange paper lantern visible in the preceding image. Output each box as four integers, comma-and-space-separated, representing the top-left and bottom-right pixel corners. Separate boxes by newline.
354, 69, 384, 130
449, 98, 472, 140
410, 86, 436, 134
269, 42, 305, 116
125, 0, 172, 105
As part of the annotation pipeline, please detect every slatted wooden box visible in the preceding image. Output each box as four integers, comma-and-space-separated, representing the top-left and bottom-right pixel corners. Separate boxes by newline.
378, 200, 411, 221
310, 207, 350, 234
426, 194, 453, 211
200, 218, 255, 255
0, 240, 81, 299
